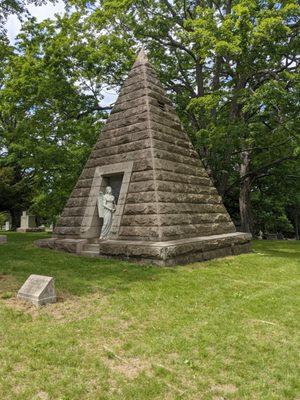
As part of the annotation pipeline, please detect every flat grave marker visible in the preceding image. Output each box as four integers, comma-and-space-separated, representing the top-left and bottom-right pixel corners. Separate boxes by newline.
17, 274, 56, 307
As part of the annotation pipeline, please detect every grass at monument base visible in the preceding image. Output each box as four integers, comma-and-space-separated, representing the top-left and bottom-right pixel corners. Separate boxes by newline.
0, 233, 299, 400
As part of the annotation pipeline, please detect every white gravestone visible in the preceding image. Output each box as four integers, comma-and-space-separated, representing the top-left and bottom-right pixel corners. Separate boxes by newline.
5, 221, 11, 231
20, 211, 36, 229
17, 275, 56, 306
0, 235, 7, 244
17, 211, 44, 232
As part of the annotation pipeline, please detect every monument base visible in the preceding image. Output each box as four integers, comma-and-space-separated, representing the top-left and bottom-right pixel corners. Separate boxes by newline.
36, 232, 251, 266
17, 227, 45, 233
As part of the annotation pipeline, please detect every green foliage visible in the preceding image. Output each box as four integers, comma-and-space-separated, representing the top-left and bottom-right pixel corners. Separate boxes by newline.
0, 0, 54, 36
76, 0, 299, 233
0, 211, 7, 227
1, 0, 299, 233
0, 15, 133, 223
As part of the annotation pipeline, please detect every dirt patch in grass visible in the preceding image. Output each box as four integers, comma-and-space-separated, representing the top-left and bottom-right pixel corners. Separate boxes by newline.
3, 291, 108, 322
4, 297, 41, 318
211, 383, 238, 394
33, 391, 50, 400
107, 356, 151, 379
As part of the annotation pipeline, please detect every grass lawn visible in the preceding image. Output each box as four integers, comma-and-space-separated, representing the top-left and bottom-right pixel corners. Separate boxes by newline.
0, 233, 299, 400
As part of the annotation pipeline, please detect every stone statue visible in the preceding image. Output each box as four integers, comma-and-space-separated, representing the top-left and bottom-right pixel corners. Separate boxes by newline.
98, 186, 116, 239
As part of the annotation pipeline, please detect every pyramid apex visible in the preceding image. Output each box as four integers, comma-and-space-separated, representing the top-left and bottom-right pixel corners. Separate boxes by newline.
133, 48, 149, 66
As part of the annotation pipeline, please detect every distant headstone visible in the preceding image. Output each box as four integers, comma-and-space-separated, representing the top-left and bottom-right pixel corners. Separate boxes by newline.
17, 211, 45, 232
0, 235, 7, 244
20, 211, 36, 229
266, 233, 278, 240
1, 212, 11, 231
17, 275, 56, 307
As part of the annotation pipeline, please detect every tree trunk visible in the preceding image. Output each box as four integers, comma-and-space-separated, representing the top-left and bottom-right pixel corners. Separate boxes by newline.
295, 214, 299, 240
239, 151, 252, 233
10, 209, 21, 231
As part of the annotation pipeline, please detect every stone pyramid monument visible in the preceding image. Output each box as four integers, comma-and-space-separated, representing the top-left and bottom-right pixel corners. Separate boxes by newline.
37, 50, 251, 265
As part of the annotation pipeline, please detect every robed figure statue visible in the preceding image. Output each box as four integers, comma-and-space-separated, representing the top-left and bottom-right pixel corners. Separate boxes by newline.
98, 186, 116, 239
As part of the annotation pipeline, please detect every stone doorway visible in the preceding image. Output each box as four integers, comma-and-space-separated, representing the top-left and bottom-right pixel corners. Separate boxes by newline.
79, 161, 133, 239
104, 173, 124, 205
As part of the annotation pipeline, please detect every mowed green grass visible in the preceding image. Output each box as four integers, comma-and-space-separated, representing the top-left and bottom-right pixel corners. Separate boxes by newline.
0, 233, 299, 400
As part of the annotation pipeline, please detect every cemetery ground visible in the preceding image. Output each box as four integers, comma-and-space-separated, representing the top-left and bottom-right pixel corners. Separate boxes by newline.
0, 233, 299, 400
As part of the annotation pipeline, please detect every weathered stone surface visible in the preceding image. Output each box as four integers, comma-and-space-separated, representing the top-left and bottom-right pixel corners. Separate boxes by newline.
53, 226, 81, 236
86, 148, 153, 168
0, 235, 7, 244
36, 238, 87, 253
154, 158, 207, 176
124, 202, 226, 215
154, 148, 200, 166
121, 213, 231, 227
17, 275, 56, 307
164, 173, 211, 187
155, 181, 217, 195
66, 197, 88, 208
128, 181, 156, 193
152, 138, 198, 158
111, 95, 148, 113
101, 121, 149, 138
95, 130, 150, 149
17, 227, 45, 233
95, 232, 252, 266
150, 120, 191, 141
61, 206, 86, 217
57, 216, 83, 226
156, 192, 222, 204
118, 226, 161, 239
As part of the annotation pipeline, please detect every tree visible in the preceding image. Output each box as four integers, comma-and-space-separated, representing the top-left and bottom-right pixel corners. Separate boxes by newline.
0, 14, 136, 225
69, 0, 300, 233
1, 1, 299, 232
0, 0, 55, 36
0, 17, 101, 224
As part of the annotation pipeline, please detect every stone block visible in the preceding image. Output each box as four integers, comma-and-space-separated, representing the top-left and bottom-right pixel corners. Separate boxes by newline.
66, 197, 88, 208
96, 232, 252, 266
152, 138, 198, 158
111, 96, 147, 114
128, 180, 155, 193
124, 203, 158, 215
17, 275, 56, 307
155, 181, 216, 195
17, 227, 46, 233
35, 238, 87, 253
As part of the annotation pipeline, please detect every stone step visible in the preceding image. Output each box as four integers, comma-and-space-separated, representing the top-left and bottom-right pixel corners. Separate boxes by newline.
84, 244, 100, 251
80, 250, 100, 258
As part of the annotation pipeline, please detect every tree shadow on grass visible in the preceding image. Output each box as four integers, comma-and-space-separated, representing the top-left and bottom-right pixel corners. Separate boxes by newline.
253, 240, 300, 260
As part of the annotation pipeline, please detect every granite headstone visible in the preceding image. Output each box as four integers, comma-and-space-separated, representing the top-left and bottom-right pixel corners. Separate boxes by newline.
17, 274, 56, 306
